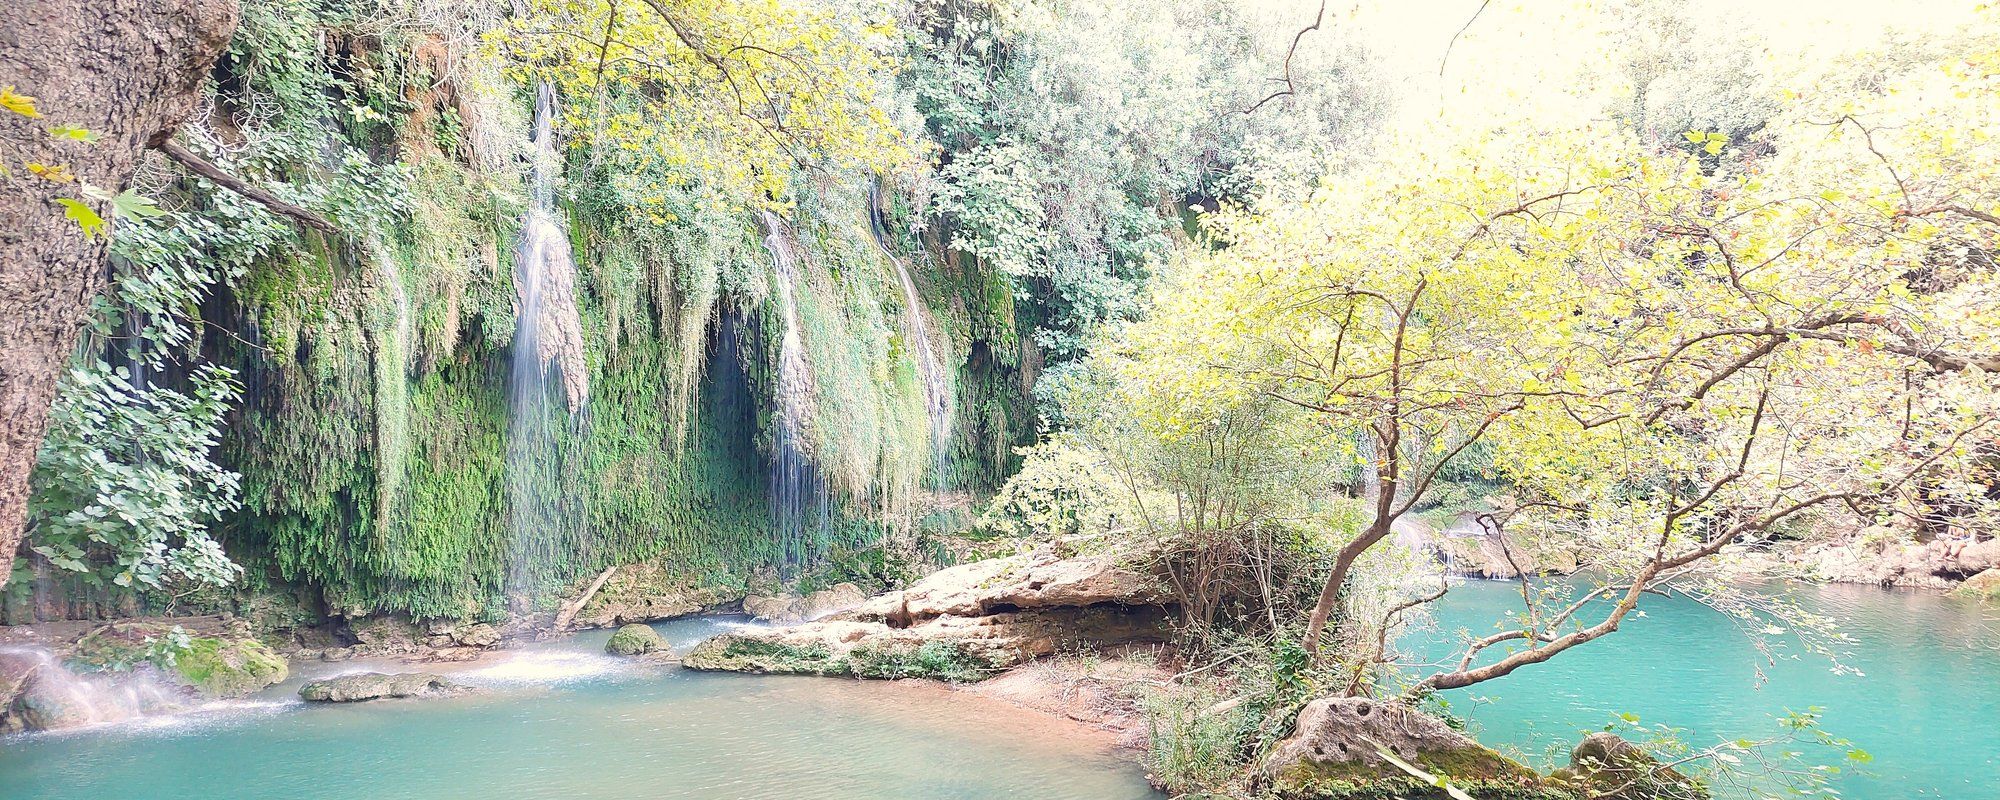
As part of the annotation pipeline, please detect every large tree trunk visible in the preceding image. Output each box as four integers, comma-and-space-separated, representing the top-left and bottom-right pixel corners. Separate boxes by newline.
0, 0, 238, 590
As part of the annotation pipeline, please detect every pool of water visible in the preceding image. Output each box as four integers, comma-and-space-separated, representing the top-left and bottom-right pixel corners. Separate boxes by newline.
1412, 579, 2000, 799
0, 618, 1160, 800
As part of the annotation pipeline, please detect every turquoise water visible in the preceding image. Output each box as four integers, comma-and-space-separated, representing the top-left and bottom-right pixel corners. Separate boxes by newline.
1414, 579, 2000, 799
0, 618, 1159, 800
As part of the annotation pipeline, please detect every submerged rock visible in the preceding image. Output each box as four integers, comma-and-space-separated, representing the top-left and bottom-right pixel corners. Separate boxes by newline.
1259, 697, 1555, 799
298, 672, 467, 702
685, 548, 1172, 681
1549, 732, 1710, 799
604, 624, 667, 656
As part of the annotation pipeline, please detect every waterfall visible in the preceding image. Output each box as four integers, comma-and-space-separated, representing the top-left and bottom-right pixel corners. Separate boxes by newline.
758, 211, 831, 567
866, 183, 953, 483
0, 647, 185, 732
506, 82, 589, 605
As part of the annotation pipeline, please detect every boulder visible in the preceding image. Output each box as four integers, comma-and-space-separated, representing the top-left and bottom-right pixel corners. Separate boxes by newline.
0, 649, 35, 713
451, 623, 501, 648
604, 624, 667, 656
1549, 732, 1710, 799
1951, 568, 2000, 601
1259, 697, 1551, 799
10, 671, 109, 731
299, 672, 467, 702
344, 615, 428, 656
171, 636, 289, 698
743, 583, 869, 624
68, 622, 287, 698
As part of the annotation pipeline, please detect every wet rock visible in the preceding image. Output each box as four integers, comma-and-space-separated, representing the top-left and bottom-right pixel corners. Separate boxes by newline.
604, 624, 667, 657
743, 583, 868, 624
1549, 732, 1710, 799
11, 671, 108, 731
1259, 697, 1548, 799
321, 646, 358, 662
299, 672, 468, 702
68, 622, 287, 698
170, 635, 288, 698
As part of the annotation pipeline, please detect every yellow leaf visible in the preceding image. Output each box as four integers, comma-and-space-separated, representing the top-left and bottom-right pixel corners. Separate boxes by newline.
0, 86, 41, 118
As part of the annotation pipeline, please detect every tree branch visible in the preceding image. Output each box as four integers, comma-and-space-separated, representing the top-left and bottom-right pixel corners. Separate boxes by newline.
153, 141, 339, 235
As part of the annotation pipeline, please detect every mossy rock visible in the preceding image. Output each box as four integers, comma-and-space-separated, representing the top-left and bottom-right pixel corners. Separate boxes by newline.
1548, 733, 1709, 800
1262, 698, 1567, 800
847, 639, 996, 682
1951, 568, 2000, 601
681, 635, 846, 675
68, 622, 287, 698
172, 637, 289, 698
605, 624, 667, 656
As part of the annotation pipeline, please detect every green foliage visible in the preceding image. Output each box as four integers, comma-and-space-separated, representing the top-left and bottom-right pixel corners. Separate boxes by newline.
1141, 683, 1249, 796
29, 362, 243, 591
847, 639, 995, 681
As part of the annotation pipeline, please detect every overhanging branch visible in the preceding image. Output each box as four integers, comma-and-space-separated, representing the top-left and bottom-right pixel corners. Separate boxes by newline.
153, 140, 339, 235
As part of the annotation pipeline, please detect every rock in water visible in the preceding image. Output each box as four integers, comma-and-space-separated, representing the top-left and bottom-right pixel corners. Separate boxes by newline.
1952, 567, 2000, 601
604, 624, 667, 656
1549, 732, 1710, 799
298, 672, 467, 702
1259, 697, 1550, 799
68, 621, 287, 698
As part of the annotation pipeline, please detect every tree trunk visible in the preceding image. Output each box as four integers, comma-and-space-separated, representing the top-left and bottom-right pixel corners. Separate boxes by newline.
0, 0, 238, 590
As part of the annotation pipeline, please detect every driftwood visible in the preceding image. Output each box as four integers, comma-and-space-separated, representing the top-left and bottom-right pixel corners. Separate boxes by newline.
552, 566, 619, 631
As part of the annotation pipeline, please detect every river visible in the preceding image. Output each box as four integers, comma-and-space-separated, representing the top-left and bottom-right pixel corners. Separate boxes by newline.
1414, 578, 2000, 799
0, 617, 1159, 800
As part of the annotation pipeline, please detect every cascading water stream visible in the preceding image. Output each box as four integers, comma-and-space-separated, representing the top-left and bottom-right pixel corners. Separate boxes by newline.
758, 211, 831, 567
506, 82, 589, 604
866, 184, 953, 484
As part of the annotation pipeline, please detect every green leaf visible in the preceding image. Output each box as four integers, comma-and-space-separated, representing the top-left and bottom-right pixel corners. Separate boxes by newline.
49, 124, 102, 143
1683, 130, 1706, 144
108, 188, 167, 220
56, 198, 106, 239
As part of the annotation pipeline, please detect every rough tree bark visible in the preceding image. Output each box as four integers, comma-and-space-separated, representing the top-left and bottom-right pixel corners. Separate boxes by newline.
0, 0, 239, 590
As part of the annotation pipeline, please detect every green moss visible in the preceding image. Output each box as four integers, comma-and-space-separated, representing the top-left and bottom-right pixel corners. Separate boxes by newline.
846, 639, 997, 682
681, 636, 846, 675
171, 637, 290, 698
1272, 746, 1567, 800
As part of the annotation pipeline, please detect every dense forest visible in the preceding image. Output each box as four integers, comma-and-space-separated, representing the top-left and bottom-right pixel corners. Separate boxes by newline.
0, 1, 1996, 799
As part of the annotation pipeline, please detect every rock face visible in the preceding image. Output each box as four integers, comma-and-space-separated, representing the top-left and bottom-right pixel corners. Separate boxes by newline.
298, 672, 467, 702
1259, 697, 1554, 799
1549, 732, 1710, 799
604, 624, 667, 656
684, 549, 1172, 680
1769, 532, 2000, 589
743, 582, 868, 624
571, 560, 745, 628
